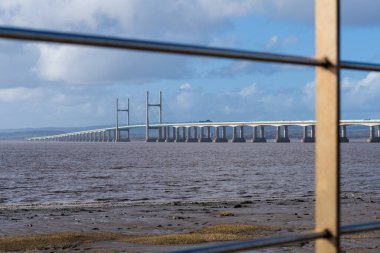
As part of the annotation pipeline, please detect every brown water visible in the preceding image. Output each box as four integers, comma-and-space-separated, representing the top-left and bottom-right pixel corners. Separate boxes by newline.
0, 141, 378, 206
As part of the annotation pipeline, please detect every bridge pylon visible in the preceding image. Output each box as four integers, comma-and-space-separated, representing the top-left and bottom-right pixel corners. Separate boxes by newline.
116, 97, 130, 142
146, 91, 164, 142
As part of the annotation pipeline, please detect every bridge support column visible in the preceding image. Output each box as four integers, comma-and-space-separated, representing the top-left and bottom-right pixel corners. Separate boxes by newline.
275, 126, 290, 143
231, 126, 246, 142
252, 126, 267, 142
175, 127, 185, 142
186, 127, 197, 142
165, 126, 174, 142
213, 126, 228, 142
367, 125, 380, 142
340, 125, 349, 143
156, 127, 165, 142
199, 127, 212, 142
302, 126, 315, 143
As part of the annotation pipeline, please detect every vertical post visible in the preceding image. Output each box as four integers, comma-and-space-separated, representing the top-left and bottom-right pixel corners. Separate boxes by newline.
158, 91, 163, 140
127, 98, 130, 140
253, 126, 257, 141
232, 127, 237, 140
276, 126, 281, 140
315, 0, 340, 252
176, 127, 180, 142
284, 126, 289, 140
146, 91, 149, 141
303, 126, 308, 139
260, 126, 265, 139
116, 98, 119, 142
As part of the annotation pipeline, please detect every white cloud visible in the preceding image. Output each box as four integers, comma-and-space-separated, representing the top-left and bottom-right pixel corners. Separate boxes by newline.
239, 83, 256, 97
180, 83, 192, 90
342, 72, 380, 113
0, 87, 43, 102
265, 36, 278, 49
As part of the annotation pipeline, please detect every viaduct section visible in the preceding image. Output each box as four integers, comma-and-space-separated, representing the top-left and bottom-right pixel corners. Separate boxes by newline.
28, 92, 380, 143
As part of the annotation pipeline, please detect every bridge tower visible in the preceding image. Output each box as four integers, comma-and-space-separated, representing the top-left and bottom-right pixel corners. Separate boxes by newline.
146, 91, 164, 142
116, 98, 130, 142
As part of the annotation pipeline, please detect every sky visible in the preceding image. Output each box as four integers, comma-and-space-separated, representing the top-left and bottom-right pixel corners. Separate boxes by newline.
1, 0, 380, 129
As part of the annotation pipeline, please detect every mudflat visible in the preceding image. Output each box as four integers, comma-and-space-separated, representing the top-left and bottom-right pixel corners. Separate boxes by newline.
0, 195, 379, 252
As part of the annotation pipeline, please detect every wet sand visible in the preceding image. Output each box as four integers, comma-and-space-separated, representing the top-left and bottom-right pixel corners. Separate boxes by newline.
1, 194, 379, 252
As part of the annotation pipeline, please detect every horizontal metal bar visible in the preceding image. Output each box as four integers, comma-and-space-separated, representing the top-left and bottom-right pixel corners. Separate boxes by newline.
341, 221, 380, 235
168, 230, 329, 253
341, 60, 380, 72
0, 26, 326, 67
148, 103, 161, 107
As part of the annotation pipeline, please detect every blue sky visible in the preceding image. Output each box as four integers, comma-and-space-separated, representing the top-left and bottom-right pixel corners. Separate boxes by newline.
0, 0, 380, 129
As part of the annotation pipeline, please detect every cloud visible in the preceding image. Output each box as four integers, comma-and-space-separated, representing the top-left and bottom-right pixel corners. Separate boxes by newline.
239, 83, 256, 97
0, 87, 44, 102
0, 0, 270, 86
166, 82, 314, 123
265, 36, 278, 49
342, 72, 380, 115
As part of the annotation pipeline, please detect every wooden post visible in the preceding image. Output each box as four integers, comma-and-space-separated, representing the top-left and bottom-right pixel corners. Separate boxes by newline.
315, 0, 340, 252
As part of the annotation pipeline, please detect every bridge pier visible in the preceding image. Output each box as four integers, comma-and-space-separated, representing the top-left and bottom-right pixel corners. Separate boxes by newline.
302, 125, 315, 143
199, 127, 212, 142
367, 125, 380, 142
213, 126, 228, 142
165, 126, 174, 142
231, 126, 246, 142
186, 127, 198, 142
252, 126, 267, 142
275, 126, 290, 143
175, 127, 185, 142
340, 125, 349, 142
156, 127, 165, 142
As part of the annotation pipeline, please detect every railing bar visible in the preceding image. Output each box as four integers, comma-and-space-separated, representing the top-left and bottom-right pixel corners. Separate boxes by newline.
341, 221, 380, 235
168, 221, 380, 253
167, 230, 329, 253
341, 61, 380, 72
0, 26, 326, 67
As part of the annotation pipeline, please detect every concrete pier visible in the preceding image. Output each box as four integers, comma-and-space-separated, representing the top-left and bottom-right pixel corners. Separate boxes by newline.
186, 127, 198, 142
174, 127, 185, 142
275, 126, 290, 143
301, 125, 315, 143
252, 126, 266, 142
231, 126, 246, 142
367, 125, 380, 142
213, 126, 228, 142
340, 125, 349, 142
166, 127, 174, 142
156, 126, 165, 142
199, 127, 212, 142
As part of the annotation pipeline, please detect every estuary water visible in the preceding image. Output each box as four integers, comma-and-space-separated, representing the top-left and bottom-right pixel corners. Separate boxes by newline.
0, 141, 379, 206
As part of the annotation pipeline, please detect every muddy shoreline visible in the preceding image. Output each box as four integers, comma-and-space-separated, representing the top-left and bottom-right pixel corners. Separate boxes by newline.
1, 195, 379, 252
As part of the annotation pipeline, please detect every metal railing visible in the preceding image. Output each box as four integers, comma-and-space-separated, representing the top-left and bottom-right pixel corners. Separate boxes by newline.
169, 221, 380, 253
0, 1, 379, 252
0, 26, 380, 72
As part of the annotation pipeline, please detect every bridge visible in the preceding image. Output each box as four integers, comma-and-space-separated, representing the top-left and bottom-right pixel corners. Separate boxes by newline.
27, 91, 380, 143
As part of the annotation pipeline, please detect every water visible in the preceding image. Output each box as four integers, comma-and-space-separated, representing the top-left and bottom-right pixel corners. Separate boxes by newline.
0, 141, 379, 205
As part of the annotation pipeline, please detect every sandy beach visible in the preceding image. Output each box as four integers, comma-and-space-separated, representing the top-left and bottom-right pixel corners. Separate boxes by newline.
1, 193, 379, 252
